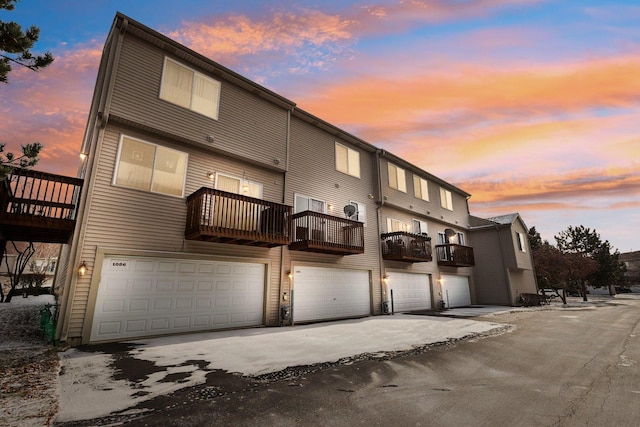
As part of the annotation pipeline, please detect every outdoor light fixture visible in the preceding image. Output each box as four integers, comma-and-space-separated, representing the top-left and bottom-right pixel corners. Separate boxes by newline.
79, 152, 88, 160
207, 172, 215, 180
287, 270, 293, 279
382, 274, 389, 284
78, 261, 88, 276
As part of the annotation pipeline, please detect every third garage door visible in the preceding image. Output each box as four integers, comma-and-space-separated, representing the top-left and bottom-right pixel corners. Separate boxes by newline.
441, 275, 471, 308
293, 266, 371, 323
388, 272, 432, 312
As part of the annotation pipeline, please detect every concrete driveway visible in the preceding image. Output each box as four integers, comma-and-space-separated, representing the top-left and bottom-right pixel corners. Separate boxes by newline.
57, 310, 511, 423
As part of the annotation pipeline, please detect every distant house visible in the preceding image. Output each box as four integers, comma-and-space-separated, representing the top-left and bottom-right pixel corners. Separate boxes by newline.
620, 251, 640, 290
469, 214, 538, 305
49, 13, 539, 345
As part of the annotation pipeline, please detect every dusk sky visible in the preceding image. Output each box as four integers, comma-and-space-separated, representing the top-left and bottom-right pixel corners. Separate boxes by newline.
2, 0, 639, 252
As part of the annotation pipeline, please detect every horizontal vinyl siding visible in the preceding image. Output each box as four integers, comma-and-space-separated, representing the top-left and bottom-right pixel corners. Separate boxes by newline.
109, 34, 288, 170
65, 125, 286, 339
380, 160, 471, 227
284, 117, 382, 313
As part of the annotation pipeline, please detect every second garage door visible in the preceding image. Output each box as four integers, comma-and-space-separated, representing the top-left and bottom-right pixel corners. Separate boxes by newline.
293, 266, 371, 323
441, 275, 471, 308
90, 255, 266, 342
387, 272, 432, 312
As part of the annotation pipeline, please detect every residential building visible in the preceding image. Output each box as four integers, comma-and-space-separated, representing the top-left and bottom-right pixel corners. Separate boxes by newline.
49, 13, 537, 345
620, 251, 640, 290
469, 214, 538, 305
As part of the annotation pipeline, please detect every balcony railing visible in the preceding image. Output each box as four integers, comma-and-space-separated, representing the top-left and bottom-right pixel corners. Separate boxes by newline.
435, 244, 475, 267
185, 187, 291, 247
381, 231, 433, 263
289, 210, 364, 255
0, 169, 83, 243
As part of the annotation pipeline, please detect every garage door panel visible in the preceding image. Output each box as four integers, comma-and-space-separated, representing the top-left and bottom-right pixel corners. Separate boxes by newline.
91, 256, 265, 342
441, 275, 471, 308
388, 272, 431, 312
293, 266, 371, 323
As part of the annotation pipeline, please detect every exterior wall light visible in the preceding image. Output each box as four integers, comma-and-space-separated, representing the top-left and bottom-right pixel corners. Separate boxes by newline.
78, 261, 88, 276
207, 172, 215, 180
287, 270, 293, 279
382, 274, 389, 284
79, 152, 88, 160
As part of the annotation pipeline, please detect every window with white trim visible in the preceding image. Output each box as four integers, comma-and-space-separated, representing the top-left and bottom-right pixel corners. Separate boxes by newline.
457, 232, 465, 245
412, 218, 428, 235
388, 163, 406, 192
348, 200, 367, 226
160, 57, 221, 120
113, 135, 187, 197
386, 217, 405, 233
517, 232, 527, 252
215, 172, 262, 198
413, 175, 429, 201
440, 187, 453, 210
335, 142, 360, 178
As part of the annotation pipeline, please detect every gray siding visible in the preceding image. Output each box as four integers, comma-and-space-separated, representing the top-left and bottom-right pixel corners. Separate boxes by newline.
109, 34, 288, 170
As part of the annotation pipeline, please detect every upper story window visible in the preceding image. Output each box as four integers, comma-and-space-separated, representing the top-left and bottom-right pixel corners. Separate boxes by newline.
335, 142, 360, 178
215, 172, 262, 198
413, 175, 429, 201
440, 187, 453, 211
457, 232, 466, 245
160, 57, 221, 120
113, 135, 187, 197
516, 232, 527, 252
388, 163, 406, 192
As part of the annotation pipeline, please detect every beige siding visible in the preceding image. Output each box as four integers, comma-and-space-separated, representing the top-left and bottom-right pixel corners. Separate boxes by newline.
284, 117, 382, 314
65, 124, 286, 340
470, 227, 511, 305
109, 34, 288, 170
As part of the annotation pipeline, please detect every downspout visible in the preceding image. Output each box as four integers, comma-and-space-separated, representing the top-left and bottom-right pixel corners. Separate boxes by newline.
375, 149, 387, 312
56, 17, 127, 343
278, 108, 293, 326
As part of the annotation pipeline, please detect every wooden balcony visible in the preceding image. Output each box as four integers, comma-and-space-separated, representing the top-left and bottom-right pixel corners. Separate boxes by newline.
381, 231, 433, 263
289, 210, 364, 255
435, 244, 475, 267
185, 187, 291, 247
0, 169, 83, 243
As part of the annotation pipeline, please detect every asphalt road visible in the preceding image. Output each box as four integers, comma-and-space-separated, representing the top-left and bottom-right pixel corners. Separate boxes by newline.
62, 298, 640, 426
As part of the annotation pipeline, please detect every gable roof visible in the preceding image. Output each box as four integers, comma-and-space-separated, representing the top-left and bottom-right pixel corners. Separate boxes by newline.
470, 213, 528, 231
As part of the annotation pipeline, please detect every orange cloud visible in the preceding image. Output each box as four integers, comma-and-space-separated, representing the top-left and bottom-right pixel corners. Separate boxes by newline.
1, 41, 102, 176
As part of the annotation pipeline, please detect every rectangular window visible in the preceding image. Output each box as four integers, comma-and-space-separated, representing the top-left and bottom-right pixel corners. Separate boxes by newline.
215, 173, 263, 198
517, 232, 527, 252
113, 135, 187, 197
160, 57, 221, 120
413, 175, 429, 201
335, 142, 360, 178
440, 187, 453, 210
457, 232, 465, 246
412, 219, 428, 235
386, 217, 405, 233
388, 163, 406, 192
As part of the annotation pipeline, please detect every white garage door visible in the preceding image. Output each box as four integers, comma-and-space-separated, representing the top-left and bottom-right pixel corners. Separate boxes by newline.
90, 255, 265, 342
441, 275, 471, 308
387, 272, 432, 312
293, 266, 371, 323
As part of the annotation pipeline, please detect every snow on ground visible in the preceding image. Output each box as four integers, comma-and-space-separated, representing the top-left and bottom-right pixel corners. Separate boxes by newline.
57, 314, 506, 422
0, 295, 58, 427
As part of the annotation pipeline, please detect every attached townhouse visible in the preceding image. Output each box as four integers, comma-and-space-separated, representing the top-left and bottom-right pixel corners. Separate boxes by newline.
51, 13, 537, 345
469, 214, 538, 305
